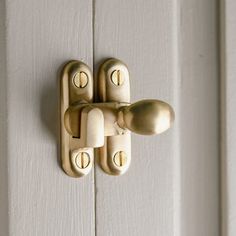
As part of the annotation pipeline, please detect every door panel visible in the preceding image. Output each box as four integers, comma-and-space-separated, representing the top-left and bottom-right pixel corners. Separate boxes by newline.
0, 1, 8, 235
0, 0, 220, 235
0, 0, 95, 235
180, 1, 220, 235
94, 1, 178, 235
94, 0, 219, 235
221, 0, 236, 235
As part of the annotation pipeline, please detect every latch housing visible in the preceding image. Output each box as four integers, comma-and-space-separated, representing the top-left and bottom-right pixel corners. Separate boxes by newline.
60, 58, 174, 177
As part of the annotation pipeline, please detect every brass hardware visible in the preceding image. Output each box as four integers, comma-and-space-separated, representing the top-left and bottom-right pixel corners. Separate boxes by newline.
60, 58, 175, 178
60, 61, 94, 177
73, 71, 88, 88
75, 152, 90, 169
113, 151, 127, 167
118, 99, 175, 135
111, 70, 125, 86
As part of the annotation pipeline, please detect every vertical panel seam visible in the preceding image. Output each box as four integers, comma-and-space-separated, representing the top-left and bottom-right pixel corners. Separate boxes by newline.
173, 0, 181, 235
220, 0, 227, 235
92, 0, 97, 235
0, 0, 9, 235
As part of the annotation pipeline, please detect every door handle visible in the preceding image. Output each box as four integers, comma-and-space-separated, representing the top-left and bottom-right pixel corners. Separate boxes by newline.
60, 58, 175, 177
118, 99, 174, 135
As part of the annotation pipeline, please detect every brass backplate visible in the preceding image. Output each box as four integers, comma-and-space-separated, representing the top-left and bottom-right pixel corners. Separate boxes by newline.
60, 61, 94, 177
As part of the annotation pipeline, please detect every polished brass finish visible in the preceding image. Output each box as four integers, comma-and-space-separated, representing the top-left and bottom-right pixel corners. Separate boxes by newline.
64, 102, 127, 137
70, 149, 93, 177
60, 60, 94, 178
98, 58, 131, 176
75, 152, 90, 169
64, 100, 174, 137
118, 99, 175, 135
98, 58, 130, 102
113, 151, 127, 167
73, 71, 88, 88
111, 70, 125, 86
60, 58, 174, 178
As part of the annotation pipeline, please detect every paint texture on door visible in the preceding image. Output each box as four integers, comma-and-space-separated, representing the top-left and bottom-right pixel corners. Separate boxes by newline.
0, 1, 95, 235
94, 0, 219, 236
0, 0, 220, 235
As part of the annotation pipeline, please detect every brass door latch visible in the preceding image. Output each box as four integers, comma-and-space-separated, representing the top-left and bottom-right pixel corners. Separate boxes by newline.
60, 58, 175, 177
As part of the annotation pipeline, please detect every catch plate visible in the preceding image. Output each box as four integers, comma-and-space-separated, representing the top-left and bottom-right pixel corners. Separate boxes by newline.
98, 58, 131, 175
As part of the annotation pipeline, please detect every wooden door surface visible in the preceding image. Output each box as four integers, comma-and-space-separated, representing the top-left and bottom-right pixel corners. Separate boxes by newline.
0, 1, 95, 235
0, 0, 221, 236
221, 0, 236, 235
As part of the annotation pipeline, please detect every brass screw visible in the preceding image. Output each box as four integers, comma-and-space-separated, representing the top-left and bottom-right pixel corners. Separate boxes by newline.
111, 70, 125, 86
75, 152, 90, 169
73, 71, 88, 88
113, 151, 127, 167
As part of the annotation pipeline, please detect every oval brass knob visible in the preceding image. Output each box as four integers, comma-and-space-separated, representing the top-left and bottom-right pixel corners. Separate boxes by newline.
118, 99, 175, 135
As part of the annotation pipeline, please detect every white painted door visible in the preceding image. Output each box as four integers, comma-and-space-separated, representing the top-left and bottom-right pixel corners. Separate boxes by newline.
0, 0, 220, 236
221, 0, 236, 235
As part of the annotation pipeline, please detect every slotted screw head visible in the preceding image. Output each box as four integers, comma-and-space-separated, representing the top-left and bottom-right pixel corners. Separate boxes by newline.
111, 70, 125, 86
113, 151, 127, 167
75, 152, 90, 169
73, 71, 88, 88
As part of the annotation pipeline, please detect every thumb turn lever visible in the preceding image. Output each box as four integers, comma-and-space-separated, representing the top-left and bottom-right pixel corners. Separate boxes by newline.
60, 58, 174, 177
